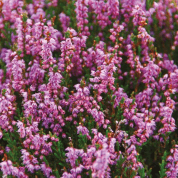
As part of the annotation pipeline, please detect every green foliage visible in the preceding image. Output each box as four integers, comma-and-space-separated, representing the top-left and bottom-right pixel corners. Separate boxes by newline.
55, 169, 61, 178
159, 151, 168, 178
0, 22, 16, 49
2, 130, 23, 163
2, 88, 6, 96
43, 155, 50, 166
24, 55, 33, 69
25, 0, 33, 3
112, 155, 126, 176
64, 31, 70, 38
22, 13, 28, 22
78, 134, 87, 151
0, 60, 6, 82
51, 139, 67, 176
111, 155, 137, 178
146, 0, 158, 10
17, 50, 22, 56
44, 73, 50, 83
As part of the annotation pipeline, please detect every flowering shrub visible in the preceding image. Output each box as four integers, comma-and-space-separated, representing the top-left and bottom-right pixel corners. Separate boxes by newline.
0, 0, 178, 177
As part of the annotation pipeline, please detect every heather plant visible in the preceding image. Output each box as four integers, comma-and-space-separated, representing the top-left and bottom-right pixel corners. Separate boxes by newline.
0, 0, 178, 177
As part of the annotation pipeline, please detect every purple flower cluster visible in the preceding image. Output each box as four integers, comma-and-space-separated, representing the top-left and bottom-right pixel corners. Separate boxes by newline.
0, 0, 178, 177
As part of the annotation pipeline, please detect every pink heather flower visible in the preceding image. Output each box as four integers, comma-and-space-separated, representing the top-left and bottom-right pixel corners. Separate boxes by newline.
32, 22, 43, 39
0, 131, 3, 139
77, 125, 91, 139
61, 172, 73, 178
83, 87, 90, 95
5, 146, 10, 152
32, 122, 39, 133
26, 164, 35, 173
15, 17, 24, 53
23, 100, 37, 119
66, 147, 84, 168
0, 161, 10, 175
142, 61, 160, 83
11, 166, 19, 177
16, 121, 26, 138
31, 8, 45, 22
40, 39, 52, 59
107, 0, 119, 19
113, 87, 128, 108
28, 62, 45, 89
137, 26, 155, 45
77, 125, 88, 135
75, 0, 89, 36
49, 176, 56, 178
59, 12, 70, 32
21, 149, 30, 165
132, 5, 146, 26
0, 160, 28, 177
35, 165, 40, 171
92, 148, 110, 177
47, 0, 58, 7
166, 147, 178, 177
41, 163, 52, 177
90, 108, 105, 126
48, 71, 63, 90
70, 164, 84, 176
9, 56, 26, 91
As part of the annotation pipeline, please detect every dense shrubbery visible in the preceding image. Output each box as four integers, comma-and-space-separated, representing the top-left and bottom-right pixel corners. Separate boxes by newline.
1, 0, 178, 177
